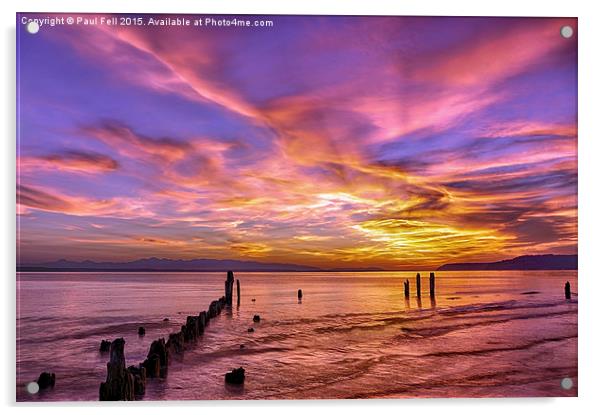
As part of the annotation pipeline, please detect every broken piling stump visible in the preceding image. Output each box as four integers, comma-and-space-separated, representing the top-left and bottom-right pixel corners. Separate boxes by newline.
138, 326, 145, 336
142, 353, 160, 378
143, 338, 168, 378
253, 314, 261, 323
99, 339, 111, 352
127, 365, 146, 396
208, 296, 226, 318
166, 331, 185, 355
416, 273, 421, 297
225, 367, 245, 384
298, 289, 303, 300
404, 279, 410, 299
99, 338, 135, 401
236, 279, 241, 306
208, 300, 220, 318
183, 316, 199, 341
565, 281, 571, 299
198, 311, 207, 334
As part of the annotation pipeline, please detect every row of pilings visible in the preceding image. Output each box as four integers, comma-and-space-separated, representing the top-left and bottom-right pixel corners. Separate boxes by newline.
403, 272, 436, 299
99, 272, 239, 401
403, 274, 575, 301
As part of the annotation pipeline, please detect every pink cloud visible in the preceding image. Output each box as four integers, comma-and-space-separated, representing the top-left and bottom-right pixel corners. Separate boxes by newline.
19, 151, 119, 174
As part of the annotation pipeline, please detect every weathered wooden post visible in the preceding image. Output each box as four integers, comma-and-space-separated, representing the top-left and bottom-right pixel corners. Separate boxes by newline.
99, 338, 135, 401
298, 289, 303, 300
429, 272, 436, 297
404, 279, 410, 299
416, 273, 421, 297
236, 279, 241, 306
166, 331, 184, 355
183, 316, 199, 341
225, 270, 235, 305
565, 281, 571, 299
127, 365, 146, 396
143, 338, 168, 378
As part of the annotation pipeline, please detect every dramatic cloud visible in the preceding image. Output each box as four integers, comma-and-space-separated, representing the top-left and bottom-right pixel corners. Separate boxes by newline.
16, 15, 577, 267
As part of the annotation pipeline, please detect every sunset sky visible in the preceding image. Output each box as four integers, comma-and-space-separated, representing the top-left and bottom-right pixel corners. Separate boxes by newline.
17, 15, 577, 269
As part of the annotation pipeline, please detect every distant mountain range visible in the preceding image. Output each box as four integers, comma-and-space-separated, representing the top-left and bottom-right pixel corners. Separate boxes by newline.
17, 257, 383, 273
437, 254, 577, 271
18, 254, 575, 273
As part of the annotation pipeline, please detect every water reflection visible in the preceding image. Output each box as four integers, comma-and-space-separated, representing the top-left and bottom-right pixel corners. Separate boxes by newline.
16, 270, 578, 401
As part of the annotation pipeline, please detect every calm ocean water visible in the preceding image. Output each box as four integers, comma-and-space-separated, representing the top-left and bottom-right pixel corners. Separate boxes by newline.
16, 271, 577, 401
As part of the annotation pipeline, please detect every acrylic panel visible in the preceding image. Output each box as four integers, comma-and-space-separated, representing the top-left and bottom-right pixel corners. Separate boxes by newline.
16, 13, 578, 401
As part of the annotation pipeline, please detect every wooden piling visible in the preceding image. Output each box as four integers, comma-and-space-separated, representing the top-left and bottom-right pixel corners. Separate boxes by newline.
565, 281, 571, 299
144, 338, 168, 378
298, 289, 303, 299
225, 270, 235, 305
101, 285, 241, 399
99, 338, 135, 401
404, 279, 410, 299
416, 273, 421, 297
236, 279, 241, 306
429, 272, 436, 297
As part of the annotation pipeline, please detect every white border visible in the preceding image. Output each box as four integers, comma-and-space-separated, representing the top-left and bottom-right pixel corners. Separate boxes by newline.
3, 1, 601, 414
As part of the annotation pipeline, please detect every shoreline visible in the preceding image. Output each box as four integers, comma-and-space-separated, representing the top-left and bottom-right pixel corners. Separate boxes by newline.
17, 268, 578, 274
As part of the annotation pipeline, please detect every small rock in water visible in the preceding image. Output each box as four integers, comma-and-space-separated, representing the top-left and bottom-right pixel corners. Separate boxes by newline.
99, 339, 111, 352
251, 298, 256, 302
225, 367, 245, 384
37, 372, 55, 389
138, 326, 145, 336
247, 327, 254, 333
163, 317, 170, 322
240, 344, 245, 349
253, 314, 261, 323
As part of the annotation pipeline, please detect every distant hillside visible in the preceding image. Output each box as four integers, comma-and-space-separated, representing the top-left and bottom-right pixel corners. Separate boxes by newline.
18, 257, 322, 272
437, 254, 577, 271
